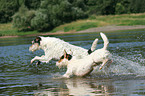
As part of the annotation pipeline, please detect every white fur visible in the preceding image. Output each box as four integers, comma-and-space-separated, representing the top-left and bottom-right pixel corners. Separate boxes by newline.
29, 36, 97, 63
56, 33, 110, 78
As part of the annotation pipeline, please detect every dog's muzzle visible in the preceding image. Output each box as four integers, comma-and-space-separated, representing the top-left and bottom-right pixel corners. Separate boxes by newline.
29, 43, 39, 52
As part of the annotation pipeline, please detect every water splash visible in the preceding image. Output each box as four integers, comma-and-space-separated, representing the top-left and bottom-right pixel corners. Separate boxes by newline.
92, 53, 145, 77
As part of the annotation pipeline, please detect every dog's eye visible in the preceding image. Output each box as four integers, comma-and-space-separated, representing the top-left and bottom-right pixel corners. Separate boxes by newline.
60, 55, 64, 59
34, 39, 38, 43
68, 54, 72, 60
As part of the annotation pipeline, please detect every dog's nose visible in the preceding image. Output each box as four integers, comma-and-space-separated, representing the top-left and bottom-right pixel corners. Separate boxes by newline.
29, 46, 34, 52
32, 40, 34, 44
29, 47, 31, 51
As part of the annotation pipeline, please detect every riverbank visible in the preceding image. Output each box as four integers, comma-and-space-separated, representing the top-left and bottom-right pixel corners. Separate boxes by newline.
0, 25, 145, 38
1, 13, 145, 38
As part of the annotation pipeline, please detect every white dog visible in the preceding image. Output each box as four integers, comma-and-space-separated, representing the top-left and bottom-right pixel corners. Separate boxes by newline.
29, 36, 98, 64
56, 33, 110, 78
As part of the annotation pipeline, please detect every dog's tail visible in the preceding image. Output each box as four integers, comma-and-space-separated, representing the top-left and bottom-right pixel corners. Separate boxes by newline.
88, 38, 98, 54
100, 32, 109, 50
91, 38, 98, 51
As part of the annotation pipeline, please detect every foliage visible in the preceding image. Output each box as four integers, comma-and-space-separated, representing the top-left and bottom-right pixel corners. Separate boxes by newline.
1, 0, 145, 32
13, 0, 88, 31
87, 0, 145, 15
24, 0, 41, 10
12, 5, 35, 31
87, 0, 118, 15
0, 0, 19, 23
31, 9, 51, 31
0, 0, 40, 23
128, 0, 145, 13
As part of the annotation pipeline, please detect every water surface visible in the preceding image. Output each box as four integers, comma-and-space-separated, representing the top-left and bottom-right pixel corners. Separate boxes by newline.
0, 30, 145, 95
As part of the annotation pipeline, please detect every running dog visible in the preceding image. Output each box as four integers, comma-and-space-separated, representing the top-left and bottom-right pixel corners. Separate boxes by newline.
56, 33, 111, 78
29, 36, 98, 64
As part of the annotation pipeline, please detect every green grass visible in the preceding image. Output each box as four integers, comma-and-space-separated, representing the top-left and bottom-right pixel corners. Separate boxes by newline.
1, 13, 145, 36
0, 23, 38, 36
0, 30, 39, 36
52, 13, 145, 32
63, 21, 99, 32
52, 19, 106, 32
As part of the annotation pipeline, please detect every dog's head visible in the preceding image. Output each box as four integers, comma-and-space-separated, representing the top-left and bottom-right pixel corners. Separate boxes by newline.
56, 50, 72, 68
29, 36, 42, 52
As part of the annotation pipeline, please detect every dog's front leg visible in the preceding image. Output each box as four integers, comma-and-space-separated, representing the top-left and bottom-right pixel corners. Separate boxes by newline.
31, 55, 51, 64
31, 56, 41, 64
63, 69, 72, 78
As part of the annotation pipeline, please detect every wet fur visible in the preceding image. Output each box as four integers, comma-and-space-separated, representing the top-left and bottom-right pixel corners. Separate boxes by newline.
29, 36, 98, 64
56, 33, 110, 78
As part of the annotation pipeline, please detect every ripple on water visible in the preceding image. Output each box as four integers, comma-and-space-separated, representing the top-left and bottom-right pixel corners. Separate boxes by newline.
0, 31, 145, 95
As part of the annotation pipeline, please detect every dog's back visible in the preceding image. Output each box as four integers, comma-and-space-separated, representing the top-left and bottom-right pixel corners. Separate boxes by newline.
40, 36, 88, 59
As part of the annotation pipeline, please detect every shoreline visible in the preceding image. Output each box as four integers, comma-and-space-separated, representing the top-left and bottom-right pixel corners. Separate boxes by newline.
0, 25, 145, 38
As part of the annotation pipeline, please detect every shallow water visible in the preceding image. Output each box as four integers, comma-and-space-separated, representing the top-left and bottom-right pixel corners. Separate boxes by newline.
0, 30, 145, 96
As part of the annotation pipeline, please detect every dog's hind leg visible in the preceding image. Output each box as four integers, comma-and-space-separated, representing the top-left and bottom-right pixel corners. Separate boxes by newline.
99, 59, 108, 70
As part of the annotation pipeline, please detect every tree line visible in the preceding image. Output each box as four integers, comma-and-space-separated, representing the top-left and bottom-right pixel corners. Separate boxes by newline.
0, 0, 145, 32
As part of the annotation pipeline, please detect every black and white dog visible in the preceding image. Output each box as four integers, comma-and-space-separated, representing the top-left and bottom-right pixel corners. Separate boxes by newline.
56, 33, 111, 78
29, 36, 98, 64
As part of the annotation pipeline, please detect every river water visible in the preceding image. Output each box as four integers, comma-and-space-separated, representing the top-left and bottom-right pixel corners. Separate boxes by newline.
0, 30, 145, 96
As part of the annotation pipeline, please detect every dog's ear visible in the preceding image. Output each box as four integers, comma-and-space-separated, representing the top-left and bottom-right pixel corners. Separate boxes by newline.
64, 50, 67, 58
35, 37, 41, 42
33, 36, 41, 45
88, 49, 92, 54
67, 54, 72, 60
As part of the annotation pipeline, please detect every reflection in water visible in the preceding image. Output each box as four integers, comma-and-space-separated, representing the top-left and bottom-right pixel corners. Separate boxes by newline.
34, 77, 145, 96
34, 78, 114, 96
63, 78, 112, 96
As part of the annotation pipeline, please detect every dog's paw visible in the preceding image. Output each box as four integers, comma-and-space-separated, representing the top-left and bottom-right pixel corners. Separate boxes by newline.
63, 74, 70, 78
99, 67, 103, 70
36, 61, 41, 65
31, 59, 34, 64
